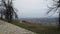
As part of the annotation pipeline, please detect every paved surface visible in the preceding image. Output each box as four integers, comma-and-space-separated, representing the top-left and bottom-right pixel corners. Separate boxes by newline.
0, 20, 37, 34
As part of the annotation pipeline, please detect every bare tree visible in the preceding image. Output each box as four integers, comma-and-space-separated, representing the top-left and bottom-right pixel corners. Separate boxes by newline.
47, 0, 60, 29
0, 1, 5, 19
0, 0, 18, 22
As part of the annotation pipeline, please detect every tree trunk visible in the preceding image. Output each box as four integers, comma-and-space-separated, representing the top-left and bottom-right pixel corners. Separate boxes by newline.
1, 12, 3, 19
59, 13, 60, 29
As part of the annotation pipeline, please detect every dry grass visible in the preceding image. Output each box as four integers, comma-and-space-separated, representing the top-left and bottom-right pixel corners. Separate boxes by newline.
10, 20, 60, 34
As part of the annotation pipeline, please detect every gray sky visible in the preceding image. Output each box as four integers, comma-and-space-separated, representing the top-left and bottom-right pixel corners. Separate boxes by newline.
14, 0, 59, 18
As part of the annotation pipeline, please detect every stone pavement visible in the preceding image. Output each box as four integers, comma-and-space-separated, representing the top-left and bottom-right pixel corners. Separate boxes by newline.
0, 20, 37, 34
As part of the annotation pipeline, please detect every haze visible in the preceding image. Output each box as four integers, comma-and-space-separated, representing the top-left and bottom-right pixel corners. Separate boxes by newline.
14, 0, 59, 18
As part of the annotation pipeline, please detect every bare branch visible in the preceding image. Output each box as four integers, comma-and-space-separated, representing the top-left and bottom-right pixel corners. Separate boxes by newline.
47, 5, 56, 14
1, 0, 7, 8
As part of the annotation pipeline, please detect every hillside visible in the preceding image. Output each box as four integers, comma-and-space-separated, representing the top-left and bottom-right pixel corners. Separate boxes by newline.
0, 20, 36, 34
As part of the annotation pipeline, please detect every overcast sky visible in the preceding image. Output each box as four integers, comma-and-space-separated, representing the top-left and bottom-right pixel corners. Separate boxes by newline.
14, 0, 59, 18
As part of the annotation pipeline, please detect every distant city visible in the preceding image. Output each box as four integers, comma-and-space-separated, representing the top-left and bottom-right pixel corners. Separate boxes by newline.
19, 17, 59, 26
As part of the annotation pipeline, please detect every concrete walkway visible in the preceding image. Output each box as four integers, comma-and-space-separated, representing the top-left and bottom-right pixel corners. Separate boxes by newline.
0, 20, 37, 34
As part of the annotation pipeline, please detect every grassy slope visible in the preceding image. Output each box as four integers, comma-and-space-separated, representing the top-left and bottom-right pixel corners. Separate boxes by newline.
10, 20, 60, 34
0, 18, 60, 34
